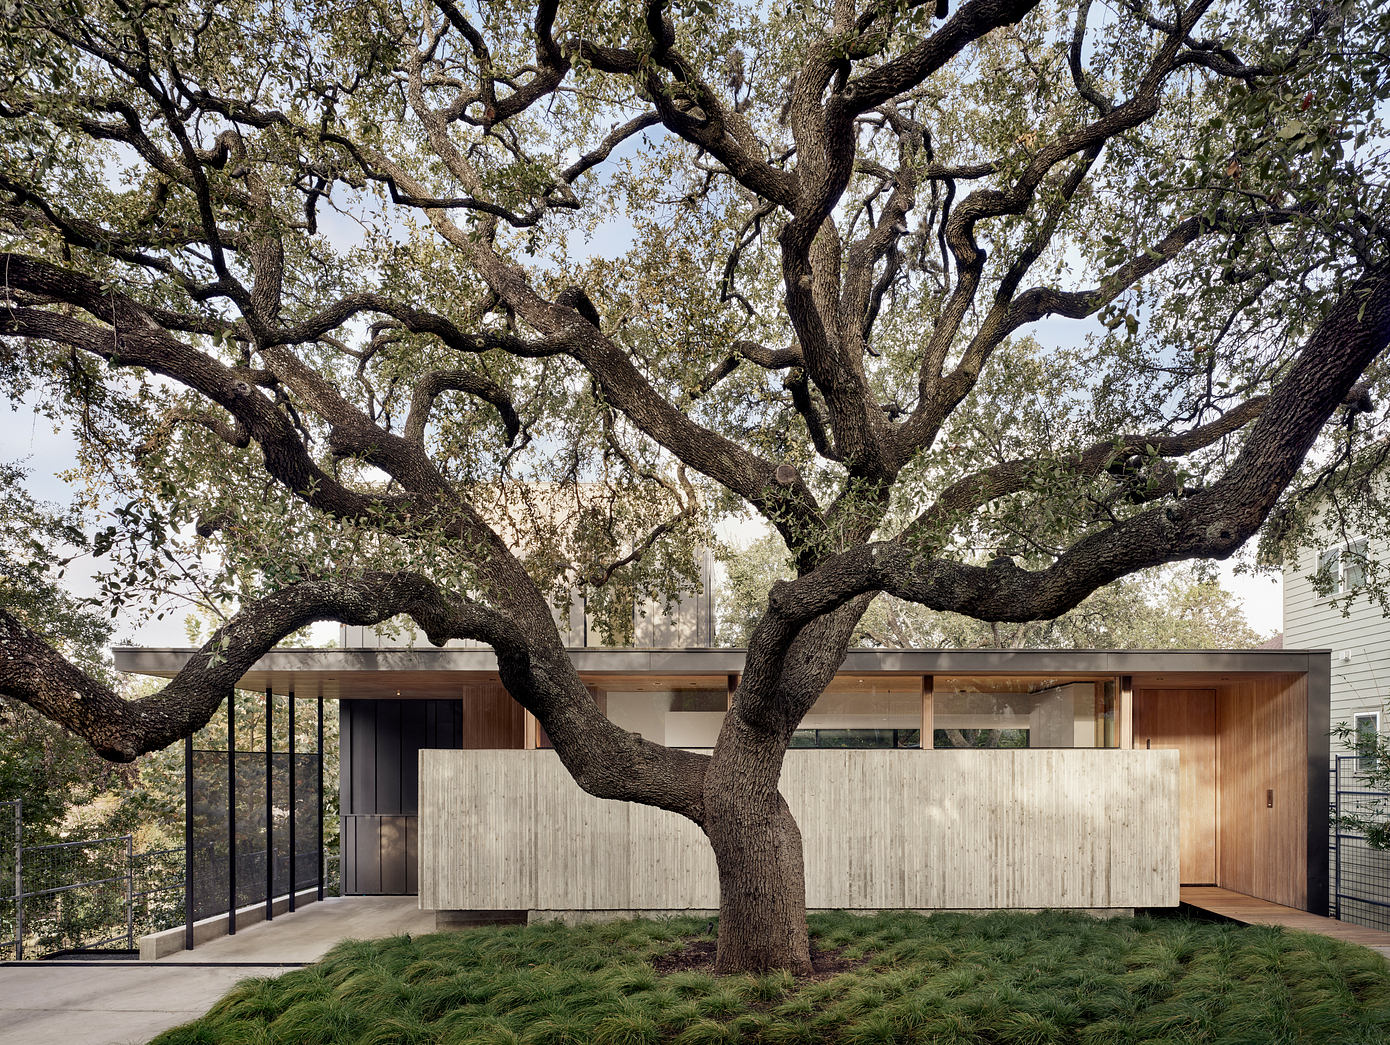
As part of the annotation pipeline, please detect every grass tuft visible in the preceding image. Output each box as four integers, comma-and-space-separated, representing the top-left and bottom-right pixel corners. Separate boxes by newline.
149, 910, 1390, 1045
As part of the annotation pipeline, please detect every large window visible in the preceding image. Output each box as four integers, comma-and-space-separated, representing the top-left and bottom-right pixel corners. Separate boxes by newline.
933, 676, 1118, 749
792, 676, 924, 748
596, 678, 727, 749
585, 673, 1127, 752
790, 728, 920, 749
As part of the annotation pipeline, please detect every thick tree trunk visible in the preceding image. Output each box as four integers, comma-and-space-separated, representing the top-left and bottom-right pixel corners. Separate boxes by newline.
703, 715, 813, 975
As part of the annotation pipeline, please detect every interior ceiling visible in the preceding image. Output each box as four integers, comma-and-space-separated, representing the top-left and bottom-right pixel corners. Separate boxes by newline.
936, 675, 1107, 694
1130, 672, 1296, 687
581, 675, 728, 692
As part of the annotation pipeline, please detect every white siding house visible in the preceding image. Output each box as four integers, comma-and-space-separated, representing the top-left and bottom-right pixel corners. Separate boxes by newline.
1284, 534, 1390, 754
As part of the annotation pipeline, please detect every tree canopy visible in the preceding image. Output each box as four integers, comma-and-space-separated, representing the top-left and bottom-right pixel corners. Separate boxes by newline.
1, 0, 1388, 971
719, 532, 1268, 648
0, 467, 177, 849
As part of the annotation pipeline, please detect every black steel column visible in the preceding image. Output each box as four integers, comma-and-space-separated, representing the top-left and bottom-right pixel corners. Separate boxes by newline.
227, 695, 236, 936
184, 733, 193, 952
288, 689, 296, 913
1307, 651, 1332, 916
317, 695, 324, 901
265, 685, 273, 922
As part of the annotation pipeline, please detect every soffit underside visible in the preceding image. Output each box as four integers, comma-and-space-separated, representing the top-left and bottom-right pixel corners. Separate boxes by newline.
113, 647, 1327, 700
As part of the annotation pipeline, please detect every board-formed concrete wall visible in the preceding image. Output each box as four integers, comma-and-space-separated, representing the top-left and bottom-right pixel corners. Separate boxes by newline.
419, 748, 1179, 913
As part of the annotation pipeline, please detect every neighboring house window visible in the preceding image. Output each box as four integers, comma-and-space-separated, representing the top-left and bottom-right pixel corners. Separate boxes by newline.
1319, 537, 1369, 594
1355, 712, 1380, 773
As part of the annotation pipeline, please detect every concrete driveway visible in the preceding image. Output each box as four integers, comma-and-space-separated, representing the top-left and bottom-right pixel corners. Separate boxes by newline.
0, 961, 295, 1045
0, 896, 439, 1044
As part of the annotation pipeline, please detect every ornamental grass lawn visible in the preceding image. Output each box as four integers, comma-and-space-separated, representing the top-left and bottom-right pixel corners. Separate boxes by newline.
150, 910, 1390, 1045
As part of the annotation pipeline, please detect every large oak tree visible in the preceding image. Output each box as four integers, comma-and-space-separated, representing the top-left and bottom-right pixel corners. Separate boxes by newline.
1, 0, 1388, 972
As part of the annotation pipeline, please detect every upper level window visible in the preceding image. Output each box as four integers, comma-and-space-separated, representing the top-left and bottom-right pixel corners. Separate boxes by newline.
1319, 538, 1368, 594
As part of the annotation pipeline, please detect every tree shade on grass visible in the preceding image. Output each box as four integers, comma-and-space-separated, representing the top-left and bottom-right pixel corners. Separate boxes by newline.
149, 910, 1390, 1045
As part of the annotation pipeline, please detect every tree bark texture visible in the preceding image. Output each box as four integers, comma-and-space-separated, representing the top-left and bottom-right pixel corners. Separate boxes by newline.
704, 713, 813, 975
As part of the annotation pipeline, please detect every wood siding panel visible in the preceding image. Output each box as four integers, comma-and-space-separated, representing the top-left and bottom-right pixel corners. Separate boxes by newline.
419, 749, 1178, 912
1216, 674, 1308, 909
1133, 690, 1217, 884
461, 682, 524, 749
406, 816, 419, 895
379, 816, 408, 894
400, 703, 426, 815
626, 800, 720, 908
348, 701, 375, 814
375, 701, 402, 814
353, 814, 379, 894
532, 752, 634, 910
340, 816, 356, 893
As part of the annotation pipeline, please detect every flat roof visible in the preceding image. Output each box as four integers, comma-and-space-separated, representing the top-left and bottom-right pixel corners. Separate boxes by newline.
113, 646, 1330, 700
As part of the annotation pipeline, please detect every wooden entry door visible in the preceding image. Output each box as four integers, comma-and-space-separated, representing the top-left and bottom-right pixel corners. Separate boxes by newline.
1134, 689, 1217, 884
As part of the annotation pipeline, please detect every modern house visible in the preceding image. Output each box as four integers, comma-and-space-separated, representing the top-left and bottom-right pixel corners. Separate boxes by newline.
116, 622, 1331, 924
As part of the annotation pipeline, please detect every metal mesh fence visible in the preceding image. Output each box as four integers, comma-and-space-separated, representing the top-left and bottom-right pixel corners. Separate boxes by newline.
1332, 755, 1390, 931
4, 692, 328, 958
16, 835, 134, 955
132, 846, 186, 940
0, 799, 188, 960
1, 800, 18, 959
189, 750, 320, 921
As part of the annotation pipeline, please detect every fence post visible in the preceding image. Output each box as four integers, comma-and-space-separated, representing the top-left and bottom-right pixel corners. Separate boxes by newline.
125, 834, 135, 951
1335, 755, 1342, 921
288, 689, 296, 913
185, 733, 194, 953
317, 696, 324, 901
265, 685, 273, 923
13, 798, 22, 961
228, 694, 237, 937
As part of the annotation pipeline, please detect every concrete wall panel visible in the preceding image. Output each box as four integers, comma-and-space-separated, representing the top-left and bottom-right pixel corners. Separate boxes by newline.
419, 749, 1178, 912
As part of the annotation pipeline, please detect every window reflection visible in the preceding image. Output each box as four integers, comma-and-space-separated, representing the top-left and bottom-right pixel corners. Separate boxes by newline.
597, 682, 727, 748
933, 676, 1117, 749
579, 673, 1120, 752
793, 677, 922, 748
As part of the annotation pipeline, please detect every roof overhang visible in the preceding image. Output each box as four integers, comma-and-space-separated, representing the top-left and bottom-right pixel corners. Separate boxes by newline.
113, 646, 1331, 700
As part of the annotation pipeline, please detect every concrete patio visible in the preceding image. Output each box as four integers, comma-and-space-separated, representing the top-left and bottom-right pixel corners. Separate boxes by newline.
152, 894, 437, 965
0, 896, 436, 1045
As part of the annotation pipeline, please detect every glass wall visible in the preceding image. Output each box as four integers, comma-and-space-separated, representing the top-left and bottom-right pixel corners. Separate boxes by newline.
598, 679, 728, 749
933, 676, 1117, 749
589, 673, 1121, 752
791, 676, 923, 749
